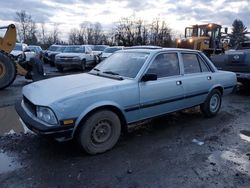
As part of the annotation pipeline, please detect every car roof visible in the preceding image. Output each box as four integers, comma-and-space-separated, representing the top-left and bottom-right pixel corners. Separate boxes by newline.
124, 45, 162, 50
120, 48, 201, 53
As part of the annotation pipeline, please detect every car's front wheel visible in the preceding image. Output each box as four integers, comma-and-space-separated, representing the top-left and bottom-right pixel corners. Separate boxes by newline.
200, 89, 222, 117
78, 110, 121, 155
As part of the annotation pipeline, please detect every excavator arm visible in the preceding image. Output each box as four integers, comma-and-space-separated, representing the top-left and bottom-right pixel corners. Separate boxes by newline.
0, 24, 16, 53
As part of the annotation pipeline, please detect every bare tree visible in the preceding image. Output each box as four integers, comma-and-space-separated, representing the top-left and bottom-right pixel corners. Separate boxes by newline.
68, 28, 79, 44
68, 22, 108, 45
15, 10, 38, 44
52, 23, 60, 44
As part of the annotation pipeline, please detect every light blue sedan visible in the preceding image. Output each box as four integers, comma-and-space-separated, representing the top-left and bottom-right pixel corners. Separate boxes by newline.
16, 48, 237, 154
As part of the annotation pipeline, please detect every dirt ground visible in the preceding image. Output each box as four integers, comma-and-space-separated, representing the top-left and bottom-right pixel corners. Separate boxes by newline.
0, 66, 250, 187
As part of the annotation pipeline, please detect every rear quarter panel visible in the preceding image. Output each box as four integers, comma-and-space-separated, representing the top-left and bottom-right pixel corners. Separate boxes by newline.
211, 70, 237, 95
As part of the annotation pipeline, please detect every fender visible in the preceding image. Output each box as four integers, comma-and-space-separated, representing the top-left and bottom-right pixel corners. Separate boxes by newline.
72, 100, 127, 136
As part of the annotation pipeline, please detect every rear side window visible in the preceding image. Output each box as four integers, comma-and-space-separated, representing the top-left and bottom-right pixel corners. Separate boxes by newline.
198, 56, 210, 72
182, 53, 201, 74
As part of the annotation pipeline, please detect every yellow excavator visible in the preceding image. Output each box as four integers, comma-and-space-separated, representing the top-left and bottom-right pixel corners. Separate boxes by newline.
176, 23, 228, 56
0, 24, 43, 89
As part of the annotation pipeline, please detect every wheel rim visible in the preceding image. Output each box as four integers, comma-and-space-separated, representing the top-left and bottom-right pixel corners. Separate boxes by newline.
0, 61, 6, 79
91, 120, 112, 144
209, 94, 220, 113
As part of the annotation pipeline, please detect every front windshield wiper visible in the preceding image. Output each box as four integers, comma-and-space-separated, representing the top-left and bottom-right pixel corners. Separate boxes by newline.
93, 68, 100, 71
103, 71, 119, 75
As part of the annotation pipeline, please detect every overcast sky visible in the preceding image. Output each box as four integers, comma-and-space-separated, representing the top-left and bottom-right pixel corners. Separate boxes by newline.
0, 0, 249, 40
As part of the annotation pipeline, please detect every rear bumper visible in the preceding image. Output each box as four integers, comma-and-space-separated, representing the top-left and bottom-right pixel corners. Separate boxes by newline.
15, 101, 74, 140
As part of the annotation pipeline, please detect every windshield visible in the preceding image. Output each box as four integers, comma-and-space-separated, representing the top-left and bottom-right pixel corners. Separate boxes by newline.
93, 45, 107, 51
14, 44, 22, 51
63, 46, 85, 53
55, 46, 65, 52
103, 47, 122, 53
48, 46, 59, 51
92, 52, 149, 78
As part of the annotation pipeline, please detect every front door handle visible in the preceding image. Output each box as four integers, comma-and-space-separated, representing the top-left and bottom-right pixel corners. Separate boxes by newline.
207, 76, 212, 80
176, 81, 182, 85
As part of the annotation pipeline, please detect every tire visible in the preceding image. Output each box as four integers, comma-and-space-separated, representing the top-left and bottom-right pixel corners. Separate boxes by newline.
200, 89, 222, 117
78, 110, 121, 155
0, 52, 16, 90
81, 59, 86, 71
57, 66, 64, 72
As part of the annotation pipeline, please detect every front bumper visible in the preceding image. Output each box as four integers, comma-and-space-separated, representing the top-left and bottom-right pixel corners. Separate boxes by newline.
55, 59, 82, 67
15, 101, 74, 139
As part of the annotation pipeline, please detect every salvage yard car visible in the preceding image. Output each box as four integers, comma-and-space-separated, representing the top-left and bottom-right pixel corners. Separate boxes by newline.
99, 46, 124, 61
10, 43, 36, 62
16, 48, 237, 154
55, 45, 95, 72
211, 41, 250, 87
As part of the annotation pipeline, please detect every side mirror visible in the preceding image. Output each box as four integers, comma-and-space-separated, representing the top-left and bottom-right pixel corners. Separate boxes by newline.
141, 73, 157, 82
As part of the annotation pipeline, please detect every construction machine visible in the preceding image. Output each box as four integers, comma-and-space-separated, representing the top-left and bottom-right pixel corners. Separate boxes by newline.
0, 24, 43, 90
176, 23, 228, 56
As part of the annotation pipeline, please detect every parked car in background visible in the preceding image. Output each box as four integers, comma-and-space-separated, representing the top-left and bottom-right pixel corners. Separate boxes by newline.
100, 46, 124, 61
43, 45, 66, 66
211, 41, 250, 87
28, 45, 43, 59
16, 48, 236, 155
91, 45, 109, 63
10, 43, 36, 62
55, 45, 95, 72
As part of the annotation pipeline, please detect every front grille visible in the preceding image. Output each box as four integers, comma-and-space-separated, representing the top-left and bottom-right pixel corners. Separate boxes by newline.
23, 96, 36, 115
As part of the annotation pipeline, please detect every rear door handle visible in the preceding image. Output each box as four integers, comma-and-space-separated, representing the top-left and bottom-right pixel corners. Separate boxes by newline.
207, 76, 212, 80
176, 81, 182, 85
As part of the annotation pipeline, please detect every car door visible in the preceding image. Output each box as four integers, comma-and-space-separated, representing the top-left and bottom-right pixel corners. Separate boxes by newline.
180, 52, 214, 108
139, 52, 185, 120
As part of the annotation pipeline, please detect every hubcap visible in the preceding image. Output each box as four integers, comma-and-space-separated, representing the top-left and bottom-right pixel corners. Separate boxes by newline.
0, 61, 6, 79
91, 120, 112, 144
210, 94, 220, 113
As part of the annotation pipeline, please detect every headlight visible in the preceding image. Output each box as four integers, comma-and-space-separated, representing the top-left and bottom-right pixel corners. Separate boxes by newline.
36, 106, 58, 125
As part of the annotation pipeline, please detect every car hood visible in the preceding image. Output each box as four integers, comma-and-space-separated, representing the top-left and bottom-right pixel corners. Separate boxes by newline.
10, 50, 22, 56
56, 53, 84, 58
23, 73, 128, 106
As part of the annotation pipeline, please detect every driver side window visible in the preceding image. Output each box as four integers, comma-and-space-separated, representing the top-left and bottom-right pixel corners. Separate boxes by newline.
147, 53, 180, 78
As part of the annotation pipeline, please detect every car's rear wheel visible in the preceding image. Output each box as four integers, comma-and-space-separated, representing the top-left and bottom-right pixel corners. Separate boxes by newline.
78, 110, 121, 155
200, 89, 222, 117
